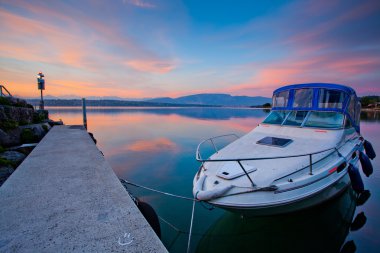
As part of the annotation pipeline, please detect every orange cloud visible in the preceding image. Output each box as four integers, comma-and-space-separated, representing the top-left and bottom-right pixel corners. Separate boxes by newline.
46, 79, 147, 98
0, 7, 110, 70
0, 2, 178, 97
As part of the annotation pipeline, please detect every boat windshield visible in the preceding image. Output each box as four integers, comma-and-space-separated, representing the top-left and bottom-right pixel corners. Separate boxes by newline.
283, 111, 308, 126
262, 110, 288, 125
262, 111, 344, 129
304, 112, 344, 129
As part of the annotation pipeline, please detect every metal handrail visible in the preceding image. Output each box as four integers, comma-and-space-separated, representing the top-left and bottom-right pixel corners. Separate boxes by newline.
0, 85, 12, 97
195, 134, 358, 188
197, 146, 336, 162
196, 133, 337, 163
196, 134, 239, 160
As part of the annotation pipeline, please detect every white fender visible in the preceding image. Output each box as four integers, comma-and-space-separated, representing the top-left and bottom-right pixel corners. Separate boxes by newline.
193, 174, 233, 201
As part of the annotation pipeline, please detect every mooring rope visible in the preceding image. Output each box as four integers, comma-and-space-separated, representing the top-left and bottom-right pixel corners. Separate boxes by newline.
157, 215, 210, 236
121, 178, 199, 252
121, 179, 198, 202
157, 215, 181, 233
121, 178, 277, 252
187, 199, 196, 253
121, 178, 276, 202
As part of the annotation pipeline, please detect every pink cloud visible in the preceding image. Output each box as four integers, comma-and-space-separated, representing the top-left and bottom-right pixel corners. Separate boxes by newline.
328, 58, 380, 75
0, 1, 179, 97
219, 53, 380, 97
126, 59, 176, 74
0, 7, 112, 70
126, 138, 177, 152
106, 138, 178, 157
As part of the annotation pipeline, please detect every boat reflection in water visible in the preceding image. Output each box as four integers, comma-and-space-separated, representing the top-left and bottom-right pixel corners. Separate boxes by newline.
196, 187, 366, 253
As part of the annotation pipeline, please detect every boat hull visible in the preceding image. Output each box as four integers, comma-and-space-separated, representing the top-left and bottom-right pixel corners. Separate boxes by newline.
209, 173, 352, 216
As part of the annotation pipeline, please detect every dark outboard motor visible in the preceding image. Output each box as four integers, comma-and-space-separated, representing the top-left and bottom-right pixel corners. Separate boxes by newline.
364, 140, 376, 160
348, 164, 364, 194
359, 151, 373, 177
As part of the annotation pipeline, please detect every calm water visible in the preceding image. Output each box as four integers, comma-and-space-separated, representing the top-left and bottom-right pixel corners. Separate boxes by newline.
48, 107, 380, 253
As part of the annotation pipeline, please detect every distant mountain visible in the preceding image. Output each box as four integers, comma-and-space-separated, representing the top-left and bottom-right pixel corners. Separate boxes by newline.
24, 93, 271, 107
23, 95, 148, 101
146, 94, 271, 106
25, 99, 215, 107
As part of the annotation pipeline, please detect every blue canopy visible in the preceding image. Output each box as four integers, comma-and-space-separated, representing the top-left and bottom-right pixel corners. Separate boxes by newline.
273, 83, 356, 95
271, 83, 360, 132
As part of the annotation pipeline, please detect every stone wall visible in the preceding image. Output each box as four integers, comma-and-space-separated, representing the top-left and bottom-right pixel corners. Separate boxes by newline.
0, 105, 34, 124
0, 97, 55, 187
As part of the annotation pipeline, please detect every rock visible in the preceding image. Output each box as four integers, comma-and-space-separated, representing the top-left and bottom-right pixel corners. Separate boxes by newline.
0, 107, 7, 120
47, 119, 64, 126
9, 143, 37, 155
41, 122, 51, 131
33, 110, 49, 123
36, 109, 49, 120
0, 165, 14, 186
20, 123, 49, 141
0, 123, 51, 147
0, 151, 26, 166
0, 128, 22, 147
7, 97, 29, 107
0, 129, 10, 146
0, 105, 34, 124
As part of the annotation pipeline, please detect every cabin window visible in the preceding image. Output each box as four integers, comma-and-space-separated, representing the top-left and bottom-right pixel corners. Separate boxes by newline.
283, 111, 309, 126
273, 90, 289, 107
263, 111, 288, 125
304, 112, 344, 129
318, 89, 346, 109
293, 89, 313, 108
344, 116, 353, 129
348, 95, 355, 116
355, 102, 361, 125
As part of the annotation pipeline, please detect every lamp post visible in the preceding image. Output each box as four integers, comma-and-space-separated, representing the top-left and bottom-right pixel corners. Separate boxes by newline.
37, 72, 45, 110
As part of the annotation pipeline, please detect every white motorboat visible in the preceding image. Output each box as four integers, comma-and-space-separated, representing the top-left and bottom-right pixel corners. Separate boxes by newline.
193, 83, 375, 215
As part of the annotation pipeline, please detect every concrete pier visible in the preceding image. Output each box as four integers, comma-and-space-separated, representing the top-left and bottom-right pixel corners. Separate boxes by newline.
0, 125, 167, 252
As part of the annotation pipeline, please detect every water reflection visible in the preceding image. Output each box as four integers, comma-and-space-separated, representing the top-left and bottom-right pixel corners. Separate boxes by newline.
361, 110, 380, 122
47, 107, 268, 120
196, 188, 358, 253
46, 107, 380, 253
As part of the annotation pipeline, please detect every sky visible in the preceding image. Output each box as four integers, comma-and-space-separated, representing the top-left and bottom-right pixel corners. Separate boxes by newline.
0, 0, 379, 99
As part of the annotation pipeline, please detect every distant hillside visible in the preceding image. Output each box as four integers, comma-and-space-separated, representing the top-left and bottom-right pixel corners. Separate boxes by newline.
146, 94, 271, 106
25, 93, 272, 107
25, 99, 215, 107
24, 95, 147, 101
360, 96, 380, 107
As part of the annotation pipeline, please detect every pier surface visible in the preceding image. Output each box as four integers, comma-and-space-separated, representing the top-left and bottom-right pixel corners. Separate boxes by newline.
0, 125, 167, 252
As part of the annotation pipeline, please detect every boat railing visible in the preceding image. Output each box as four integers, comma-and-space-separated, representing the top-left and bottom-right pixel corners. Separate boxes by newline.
196, 134, 350, 187
196, 134, 240, 160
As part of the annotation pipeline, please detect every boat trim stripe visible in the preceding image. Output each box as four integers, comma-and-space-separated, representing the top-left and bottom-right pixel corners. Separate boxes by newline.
274, 169, 346, 194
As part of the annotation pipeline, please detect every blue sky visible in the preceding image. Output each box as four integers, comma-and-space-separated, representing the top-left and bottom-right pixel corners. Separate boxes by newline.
0, 0, 379, 98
